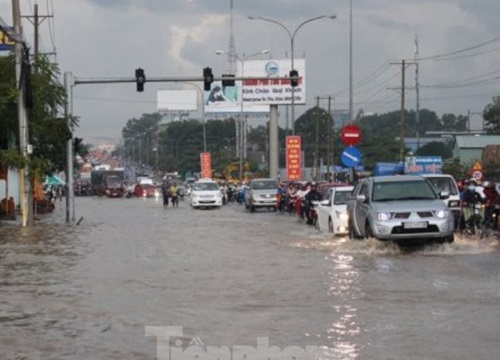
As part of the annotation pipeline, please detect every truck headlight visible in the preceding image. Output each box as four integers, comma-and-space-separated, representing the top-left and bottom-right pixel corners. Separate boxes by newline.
376, 212, 392, 221
336, 211, 348, 220
436, 209, 450, 218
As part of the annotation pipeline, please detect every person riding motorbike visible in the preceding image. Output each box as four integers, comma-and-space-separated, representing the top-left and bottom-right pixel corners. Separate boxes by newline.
483, 181, 499, 230
304, 183, 322, 225
461, 179, 486, 231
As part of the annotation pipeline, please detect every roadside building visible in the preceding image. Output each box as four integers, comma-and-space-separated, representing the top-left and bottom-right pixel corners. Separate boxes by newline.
452, 135, 500, 166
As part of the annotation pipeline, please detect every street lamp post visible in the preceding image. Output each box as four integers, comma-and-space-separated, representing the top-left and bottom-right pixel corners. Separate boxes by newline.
216, 49, 269, 182
181, 82, 206, 153
248, 15, 336, 135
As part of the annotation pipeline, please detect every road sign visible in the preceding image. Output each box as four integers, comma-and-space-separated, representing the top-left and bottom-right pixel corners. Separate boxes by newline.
340, 125, 362, 146
472, 161, 482, 171
472, 170, 483, 180
341, 146, 362, 167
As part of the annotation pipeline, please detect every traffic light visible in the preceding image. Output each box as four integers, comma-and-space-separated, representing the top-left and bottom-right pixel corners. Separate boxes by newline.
203, 67, 214, 91
222, 74, 235, 87
135, 68, 146, 92
289, 69, 299, 87
73, 137, 83, 154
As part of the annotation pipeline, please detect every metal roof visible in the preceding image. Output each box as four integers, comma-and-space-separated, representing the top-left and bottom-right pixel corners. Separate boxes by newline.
454, 135, 500, 149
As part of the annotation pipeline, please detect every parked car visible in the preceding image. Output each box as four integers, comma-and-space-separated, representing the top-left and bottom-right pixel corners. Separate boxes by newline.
244, 178, 279, 212
190, 179, 223, 209
317, 186, 354, 235
346, 175, 454, 244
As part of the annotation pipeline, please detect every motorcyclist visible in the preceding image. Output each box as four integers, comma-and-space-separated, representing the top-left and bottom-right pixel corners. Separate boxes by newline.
483, 181, 499, 230
461, 179, 486, 230
304, 182, 322, 225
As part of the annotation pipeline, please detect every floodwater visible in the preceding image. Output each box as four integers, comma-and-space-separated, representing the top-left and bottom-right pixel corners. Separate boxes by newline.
1, 196, 499, 360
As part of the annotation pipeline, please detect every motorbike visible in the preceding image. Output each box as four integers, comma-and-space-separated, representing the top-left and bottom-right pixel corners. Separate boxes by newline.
464, 203, 485, 238
306, 200, 319, 227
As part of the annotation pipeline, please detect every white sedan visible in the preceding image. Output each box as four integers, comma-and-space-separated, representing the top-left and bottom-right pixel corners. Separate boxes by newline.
190, 179, 223, 209
317, 186, 354, 235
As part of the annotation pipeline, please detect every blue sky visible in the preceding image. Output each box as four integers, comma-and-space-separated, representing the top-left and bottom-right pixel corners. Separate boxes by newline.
1, 0, 499, 141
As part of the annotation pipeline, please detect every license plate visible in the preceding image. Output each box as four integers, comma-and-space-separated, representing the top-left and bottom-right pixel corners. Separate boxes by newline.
403, 221, 428, 229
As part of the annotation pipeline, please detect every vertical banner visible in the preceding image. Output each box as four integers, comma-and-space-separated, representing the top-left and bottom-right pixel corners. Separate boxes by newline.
286, 136, 302, 181
200, 152, 212, 179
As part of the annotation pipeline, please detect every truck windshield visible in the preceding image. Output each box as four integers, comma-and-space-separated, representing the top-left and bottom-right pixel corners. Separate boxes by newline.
372, 180, 438, 202
425, 176, 458, 195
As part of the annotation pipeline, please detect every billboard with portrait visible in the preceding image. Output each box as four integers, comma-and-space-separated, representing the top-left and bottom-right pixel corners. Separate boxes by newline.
204, 58, 306, 114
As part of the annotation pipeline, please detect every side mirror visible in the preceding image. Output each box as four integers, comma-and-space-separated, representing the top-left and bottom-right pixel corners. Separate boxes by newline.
356, 194, 367, 203
439, 191, 450, 200
320, 199, 330, 206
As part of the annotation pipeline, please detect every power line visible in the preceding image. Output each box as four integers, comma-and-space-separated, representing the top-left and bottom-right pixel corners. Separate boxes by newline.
417, 36, 500, 61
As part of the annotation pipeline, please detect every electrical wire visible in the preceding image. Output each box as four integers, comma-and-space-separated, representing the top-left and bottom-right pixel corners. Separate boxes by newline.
418, 36, 500, 61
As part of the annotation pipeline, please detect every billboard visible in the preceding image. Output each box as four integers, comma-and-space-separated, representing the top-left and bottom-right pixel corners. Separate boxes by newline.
286, 136, 302, 181
404, 156, 442, 175
0, 27, 15, 51
200, 152, 212, 179
157, 90, 198, 112
204, 58, 306, 114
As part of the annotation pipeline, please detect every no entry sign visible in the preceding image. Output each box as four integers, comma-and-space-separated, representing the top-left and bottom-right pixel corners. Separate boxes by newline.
340, 125, 362, 146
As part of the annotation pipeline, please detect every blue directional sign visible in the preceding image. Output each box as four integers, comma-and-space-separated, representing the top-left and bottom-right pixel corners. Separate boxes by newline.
341, 146, 362, 167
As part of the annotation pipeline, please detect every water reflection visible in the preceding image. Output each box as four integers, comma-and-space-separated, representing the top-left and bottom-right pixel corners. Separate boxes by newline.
322, 254, 362, 359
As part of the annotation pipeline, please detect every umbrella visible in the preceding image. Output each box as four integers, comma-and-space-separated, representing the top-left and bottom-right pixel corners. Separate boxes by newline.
45, 175, 66, 186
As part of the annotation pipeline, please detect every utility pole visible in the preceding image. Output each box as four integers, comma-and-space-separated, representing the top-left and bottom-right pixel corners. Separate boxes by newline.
390, 59, 414, 162
12, 0, 32, 227
328, 96, 334, 182
349, 0, 353, 123
22, 4, 52, 63
414, 35, 421, 152
400, 59, 406, 162
314, 97, 320, 181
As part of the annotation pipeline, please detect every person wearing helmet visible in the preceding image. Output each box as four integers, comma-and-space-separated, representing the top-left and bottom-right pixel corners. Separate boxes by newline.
461, 179, 486, 232
304, 182, 322, 225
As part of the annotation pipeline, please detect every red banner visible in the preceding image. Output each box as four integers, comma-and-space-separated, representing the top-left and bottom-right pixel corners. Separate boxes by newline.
286, 136, 302, 181
200, 152, 212, 179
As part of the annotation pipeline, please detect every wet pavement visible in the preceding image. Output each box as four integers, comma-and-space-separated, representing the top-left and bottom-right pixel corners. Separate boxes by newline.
1, 196, 499, 360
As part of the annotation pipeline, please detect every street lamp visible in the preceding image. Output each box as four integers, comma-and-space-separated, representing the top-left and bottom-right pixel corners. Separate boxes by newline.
216, 49, 270, 182
247, 14, 337, 135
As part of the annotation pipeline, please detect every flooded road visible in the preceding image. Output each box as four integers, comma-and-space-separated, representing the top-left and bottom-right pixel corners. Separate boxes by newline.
1, 196, 499, 360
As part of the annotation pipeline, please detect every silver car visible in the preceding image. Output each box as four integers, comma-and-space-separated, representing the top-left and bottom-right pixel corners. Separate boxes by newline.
245, 178, 278, 212
347, 175, 454, 243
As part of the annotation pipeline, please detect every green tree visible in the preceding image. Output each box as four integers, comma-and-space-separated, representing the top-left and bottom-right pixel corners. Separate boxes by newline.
482, 96, 500, 134
295, 107, 331, 167
0, 54, 71, 174
415, 141, 453, 159
443, 158, 467, 180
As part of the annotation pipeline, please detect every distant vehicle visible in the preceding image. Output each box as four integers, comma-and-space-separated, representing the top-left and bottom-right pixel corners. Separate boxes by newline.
136, 176, 154, 186
317, 186, 354, 235
190, 179, 223, 209
91, 169, 125, 196
347, 175, 454, 244
133, 183, 158, 198
244, 178, 278, 212
104, 176, 125, 197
